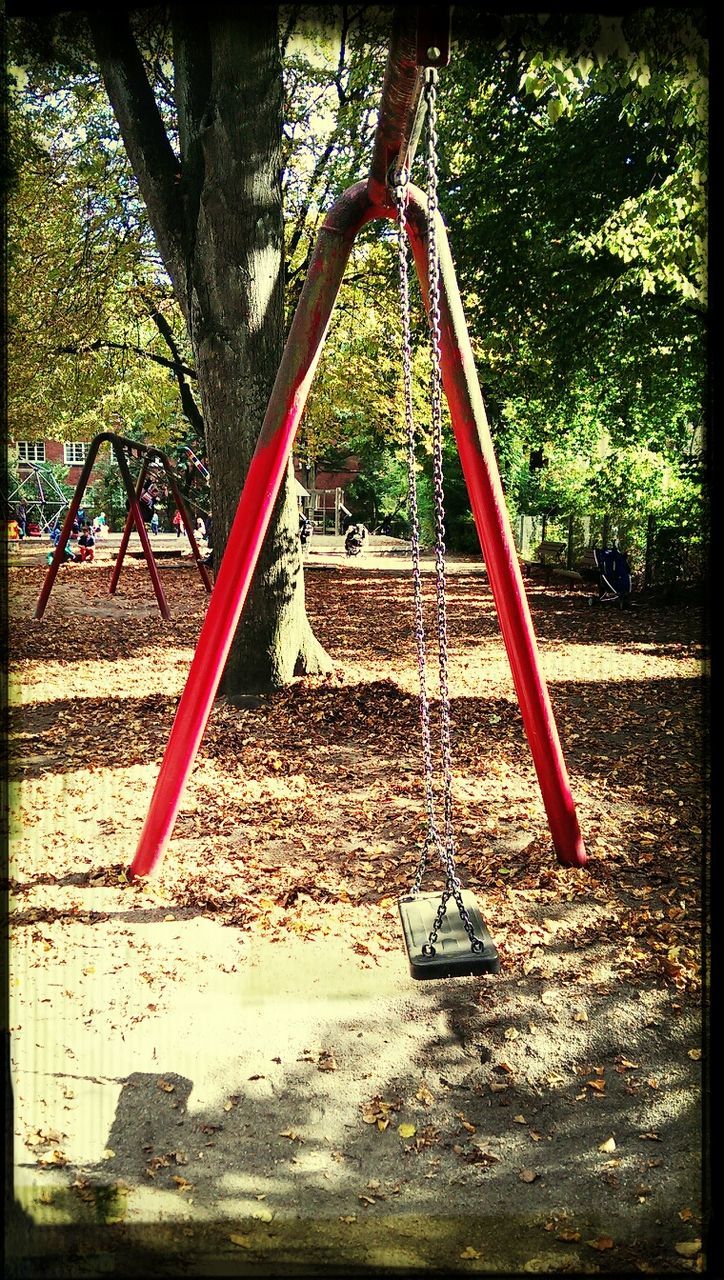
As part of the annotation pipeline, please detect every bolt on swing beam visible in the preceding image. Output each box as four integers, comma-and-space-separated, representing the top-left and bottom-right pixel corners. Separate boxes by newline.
129, 6, 585, 879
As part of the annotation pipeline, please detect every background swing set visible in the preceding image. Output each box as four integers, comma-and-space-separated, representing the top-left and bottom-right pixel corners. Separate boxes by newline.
34, 432, 212, 622
123, 7, 587, 972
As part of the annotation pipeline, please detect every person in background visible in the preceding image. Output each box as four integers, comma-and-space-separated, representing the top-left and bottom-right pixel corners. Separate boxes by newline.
150, 509, 160, 535
299, 510, 311, 553
17, 502, 27, 538
77, 523, 95, 562
172, 508, 182, 538
46, 537, 76, 565
195, 515, 206, 541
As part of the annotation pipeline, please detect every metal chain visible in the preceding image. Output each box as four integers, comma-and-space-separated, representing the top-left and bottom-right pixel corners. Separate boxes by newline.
393, 170, 439, 891
422, 68, 484, 954
392, 68, 485, 956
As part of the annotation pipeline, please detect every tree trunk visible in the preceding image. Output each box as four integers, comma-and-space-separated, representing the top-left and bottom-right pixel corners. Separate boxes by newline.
184, 12, 328, 693
90, 6, 330, 694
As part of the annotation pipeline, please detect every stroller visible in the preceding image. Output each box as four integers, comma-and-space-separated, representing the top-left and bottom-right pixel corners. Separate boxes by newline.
344, 523, 366, 557
588, 545, 633, 609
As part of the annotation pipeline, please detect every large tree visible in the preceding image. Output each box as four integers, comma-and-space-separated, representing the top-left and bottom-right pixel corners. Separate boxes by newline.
90, 5, 331, 693
11, 3, 330, 693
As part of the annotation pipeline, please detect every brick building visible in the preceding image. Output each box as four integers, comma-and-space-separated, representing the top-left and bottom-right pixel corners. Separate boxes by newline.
14, 437, 106, 489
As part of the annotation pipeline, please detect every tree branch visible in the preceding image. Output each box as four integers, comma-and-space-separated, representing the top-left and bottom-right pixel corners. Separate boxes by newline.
144, 300, 206, 442
87, 12, 189, 315
55, 337, 196, 379
171, 8, 212, 265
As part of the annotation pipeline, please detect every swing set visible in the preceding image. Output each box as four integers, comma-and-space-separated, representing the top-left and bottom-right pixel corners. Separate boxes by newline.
126, 8, 586, 978
35, 432, 212, 622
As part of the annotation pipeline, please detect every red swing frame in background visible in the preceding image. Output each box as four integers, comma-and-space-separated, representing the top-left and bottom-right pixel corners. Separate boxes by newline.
34, 432, 212, 622
130, 8, 587, 879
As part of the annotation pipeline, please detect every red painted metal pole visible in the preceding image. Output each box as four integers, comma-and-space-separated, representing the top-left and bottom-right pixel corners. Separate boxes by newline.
35, 433, 108, 619
156, 453, 213, 593
109, 454, 149, 595
130, 184, 379, 878
112, 442, 171, 621
403, 189, 586, 867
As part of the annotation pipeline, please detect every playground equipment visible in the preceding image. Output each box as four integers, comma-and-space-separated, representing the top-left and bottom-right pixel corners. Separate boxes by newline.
129, 9, 587, 961
35, 433, 212, 622
3, 461, 70, 534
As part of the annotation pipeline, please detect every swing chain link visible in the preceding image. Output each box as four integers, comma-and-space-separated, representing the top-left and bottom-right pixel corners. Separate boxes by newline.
422, 69, 483, 953
393, 169, 438, 881
392, 69, 485, 956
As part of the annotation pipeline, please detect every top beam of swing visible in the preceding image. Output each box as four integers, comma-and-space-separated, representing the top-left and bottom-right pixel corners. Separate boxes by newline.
129, 6, 586, 879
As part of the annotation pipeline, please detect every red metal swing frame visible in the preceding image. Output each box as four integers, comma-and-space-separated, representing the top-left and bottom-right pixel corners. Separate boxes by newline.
34, 432, 212, 622
130, 9, 587, 878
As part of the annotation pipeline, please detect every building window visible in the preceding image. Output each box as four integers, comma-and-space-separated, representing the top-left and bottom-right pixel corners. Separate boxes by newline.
17, 441, 46, 463
63, 442, 88, 465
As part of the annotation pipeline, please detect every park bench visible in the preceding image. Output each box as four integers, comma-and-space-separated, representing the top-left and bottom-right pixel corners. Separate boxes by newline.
525, 542, 603, 586
526, 540, 567, 583
576, 547, 599, 580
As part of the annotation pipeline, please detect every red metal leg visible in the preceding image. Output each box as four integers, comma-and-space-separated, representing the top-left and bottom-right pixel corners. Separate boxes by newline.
109, 455, 149, 595
112, 444, 171, 621
35, 435, 106, 619
156, 454, 213, 593
404, 189, 586, 867
129, 184, 377, 878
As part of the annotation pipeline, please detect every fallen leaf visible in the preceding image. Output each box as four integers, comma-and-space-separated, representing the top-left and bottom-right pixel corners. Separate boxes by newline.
674, 1241, 701, 1257
416, 1084, 435, 1105
587, 1236, 615, 1251
556, 1228, 581, 1242
687, 1048, 702, 1061
513, 1115, 526, 1125
587, 1079, 606, 1092
519, 1169, 539, 1183
398, 1123, 416, 1139
678, 1208, 694, 1222
598, 1136, 617, 1153
229, 1234, 251, 1249
573, 1009, 588, 1023
459, 1246, 482, 1259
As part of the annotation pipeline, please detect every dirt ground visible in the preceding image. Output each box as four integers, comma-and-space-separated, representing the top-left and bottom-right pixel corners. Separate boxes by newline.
4, 550, 709, 1276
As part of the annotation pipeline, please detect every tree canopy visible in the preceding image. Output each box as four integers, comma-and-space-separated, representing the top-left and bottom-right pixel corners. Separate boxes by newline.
7, 5, 708, 574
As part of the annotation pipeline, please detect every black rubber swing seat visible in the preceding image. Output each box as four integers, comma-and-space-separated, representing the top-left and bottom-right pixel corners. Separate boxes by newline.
398, 891, 500, 980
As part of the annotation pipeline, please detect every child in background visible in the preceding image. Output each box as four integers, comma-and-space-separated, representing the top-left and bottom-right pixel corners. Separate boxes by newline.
77, 524, 95, 562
